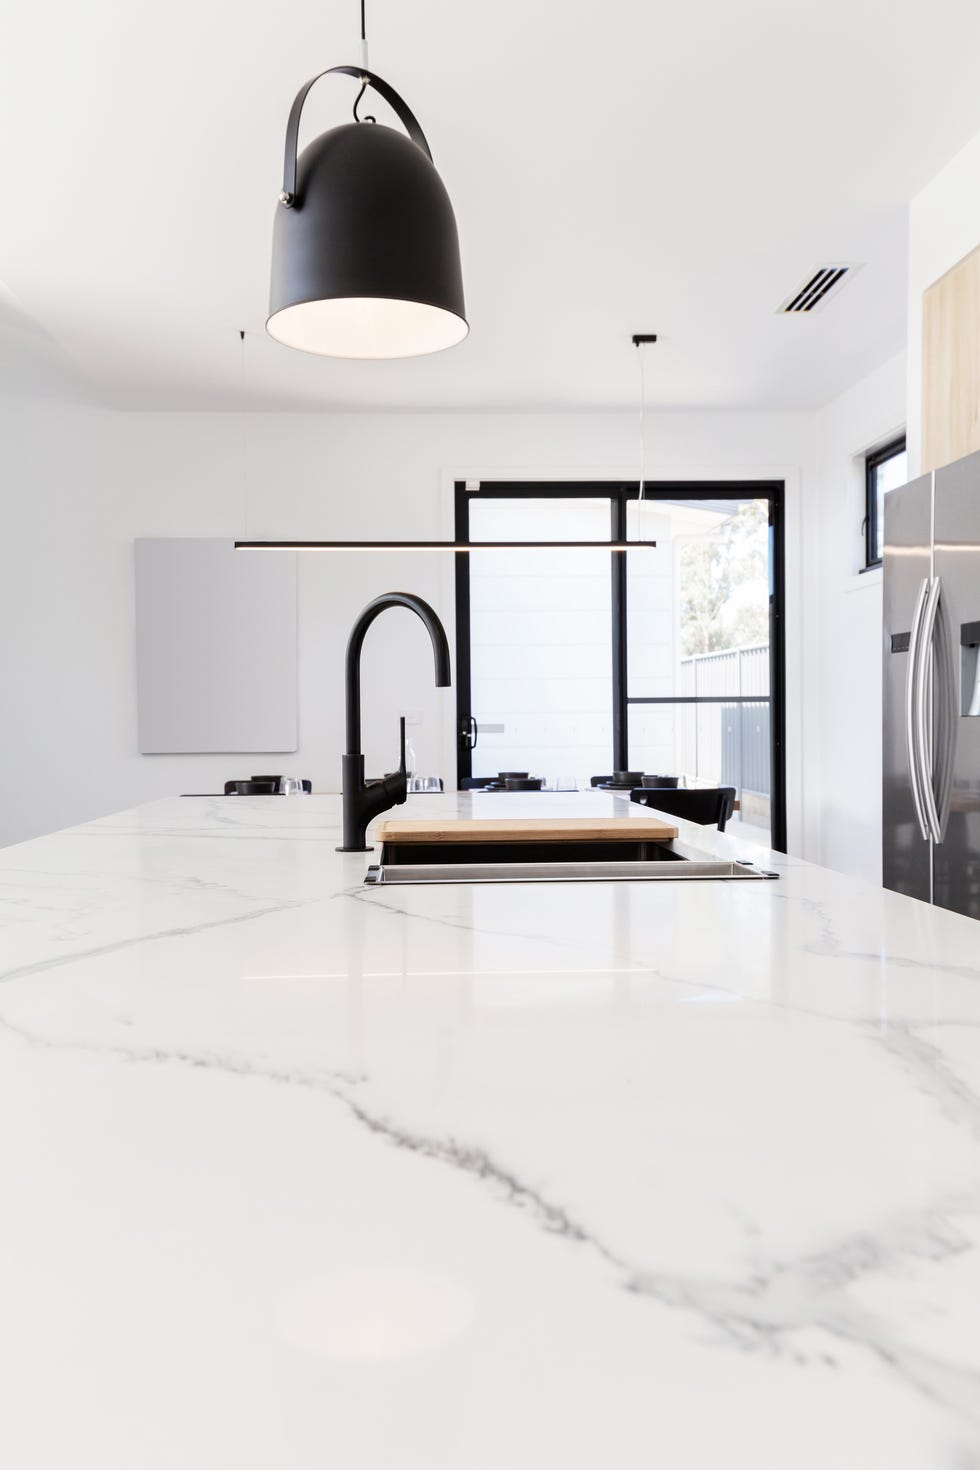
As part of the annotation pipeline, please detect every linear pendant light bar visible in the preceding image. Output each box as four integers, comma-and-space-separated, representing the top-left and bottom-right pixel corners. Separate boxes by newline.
235, 539, 658, 552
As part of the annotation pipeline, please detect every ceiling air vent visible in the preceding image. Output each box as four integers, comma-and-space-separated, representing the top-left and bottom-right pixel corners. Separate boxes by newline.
778, 264, 859, 314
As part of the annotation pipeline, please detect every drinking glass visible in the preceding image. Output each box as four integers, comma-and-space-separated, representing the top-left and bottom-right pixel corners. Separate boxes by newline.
279, 777, 306, 796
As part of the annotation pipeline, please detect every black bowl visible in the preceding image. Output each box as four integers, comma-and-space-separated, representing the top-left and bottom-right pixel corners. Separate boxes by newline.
641, 774, 679, 789
504, 777, 544, 791
498, 771, 529, 780
612, 771, 644, 785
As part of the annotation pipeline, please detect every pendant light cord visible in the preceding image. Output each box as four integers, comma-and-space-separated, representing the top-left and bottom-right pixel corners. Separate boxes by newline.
240, 329, 249, 540
631, 335, 657, 527
637, 340, 648, 505
354, 0, 374, 118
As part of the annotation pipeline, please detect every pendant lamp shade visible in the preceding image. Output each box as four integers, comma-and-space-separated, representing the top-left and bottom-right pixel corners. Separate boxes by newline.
267, 67, 467, 359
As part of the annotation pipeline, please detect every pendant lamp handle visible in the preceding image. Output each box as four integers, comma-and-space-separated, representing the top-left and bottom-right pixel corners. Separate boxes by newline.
280, 65, 433, 206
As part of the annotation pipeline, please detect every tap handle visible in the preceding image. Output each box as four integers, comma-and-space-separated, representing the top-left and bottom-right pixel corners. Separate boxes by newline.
382, 716, 408, 806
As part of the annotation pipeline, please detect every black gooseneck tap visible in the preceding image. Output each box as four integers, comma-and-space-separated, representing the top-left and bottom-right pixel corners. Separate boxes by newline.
339, 592, 452, 851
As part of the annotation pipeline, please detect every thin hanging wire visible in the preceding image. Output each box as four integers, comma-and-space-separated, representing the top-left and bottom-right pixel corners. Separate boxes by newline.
637, 342, 647, 504
354, 0, 375, 120
240, 330, 249, 540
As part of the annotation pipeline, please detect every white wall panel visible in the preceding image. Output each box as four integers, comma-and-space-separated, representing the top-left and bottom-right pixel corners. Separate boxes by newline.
134, 539, 297, 754
808, 352, 906, 884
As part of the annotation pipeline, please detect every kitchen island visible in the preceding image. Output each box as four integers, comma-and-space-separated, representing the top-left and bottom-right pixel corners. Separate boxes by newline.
1, 792, 979, 1468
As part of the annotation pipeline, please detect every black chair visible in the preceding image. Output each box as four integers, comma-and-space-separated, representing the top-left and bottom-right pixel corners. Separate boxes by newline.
630, 786, 737, 831
459, 776, 493, 790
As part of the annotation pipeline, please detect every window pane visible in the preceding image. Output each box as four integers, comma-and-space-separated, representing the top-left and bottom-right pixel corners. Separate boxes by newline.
467, 499, 612, 786
628, 700, 771, 842
626, 495, 773, 843
874, 447, 908, 562
626, 498, 770, 698
629, 701, 771, 792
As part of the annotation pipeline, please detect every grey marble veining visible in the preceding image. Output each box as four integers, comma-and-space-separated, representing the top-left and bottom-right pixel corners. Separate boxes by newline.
1, 792, 979, 1468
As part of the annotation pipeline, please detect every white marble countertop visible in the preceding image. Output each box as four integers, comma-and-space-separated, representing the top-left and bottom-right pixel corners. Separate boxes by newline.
2, 791, 980, 1468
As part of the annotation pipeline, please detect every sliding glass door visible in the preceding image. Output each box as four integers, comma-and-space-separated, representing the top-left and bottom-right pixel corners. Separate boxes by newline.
455, 481, 785, 849
623, 493, 779, 839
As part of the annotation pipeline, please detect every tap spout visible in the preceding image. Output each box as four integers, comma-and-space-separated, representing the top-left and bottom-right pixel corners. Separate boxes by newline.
344, 592, 451, 756
339, 592, 452, 852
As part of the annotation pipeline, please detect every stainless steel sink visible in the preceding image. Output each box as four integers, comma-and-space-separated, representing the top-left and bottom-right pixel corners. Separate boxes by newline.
364, 836, 778, 885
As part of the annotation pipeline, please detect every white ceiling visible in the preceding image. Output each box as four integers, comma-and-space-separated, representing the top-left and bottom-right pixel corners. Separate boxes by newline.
3, 0, 980, 413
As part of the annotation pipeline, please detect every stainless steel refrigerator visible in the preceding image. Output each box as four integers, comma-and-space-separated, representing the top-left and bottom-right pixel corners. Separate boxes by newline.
883, 449, 980, 919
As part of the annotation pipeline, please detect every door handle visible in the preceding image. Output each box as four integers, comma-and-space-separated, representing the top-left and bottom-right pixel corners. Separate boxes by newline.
915, 577, 955, 844
915, 578, 941, 841
460, 715, 478, 750
906, 577, 930, 842
931, 581, 958, 844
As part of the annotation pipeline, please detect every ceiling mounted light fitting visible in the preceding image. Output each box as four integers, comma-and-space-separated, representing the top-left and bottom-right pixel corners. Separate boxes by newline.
267, 0, 467, 359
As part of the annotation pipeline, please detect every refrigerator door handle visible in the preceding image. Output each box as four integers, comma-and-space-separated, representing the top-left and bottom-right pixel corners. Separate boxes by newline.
906, 576, 931, 842
932, 580, 958, 844
916, 576, 946, 843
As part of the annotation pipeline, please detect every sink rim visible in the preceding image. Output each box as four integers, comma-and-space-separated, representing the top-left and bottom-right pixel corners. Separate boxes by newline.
364, 836, 778, 885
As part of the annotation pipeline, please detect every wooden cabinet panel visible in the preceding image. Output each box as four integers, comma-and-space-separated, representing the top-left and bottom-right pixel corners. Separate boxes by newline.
923, 243, 980, 473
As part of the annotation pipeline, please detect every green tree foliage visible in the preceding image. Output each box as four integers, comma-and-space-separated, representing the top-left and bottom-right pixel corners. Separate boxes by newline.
679, 500, 770, 656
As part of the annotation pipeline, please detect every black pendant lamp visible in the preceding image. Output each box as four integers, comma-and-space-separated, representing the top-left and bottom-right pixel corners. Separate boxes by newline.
267, 3, 467, 359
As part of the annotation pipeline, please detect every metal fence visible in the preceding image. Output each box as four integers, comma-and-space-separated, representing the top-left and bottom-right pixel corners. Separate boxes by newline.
677, 643, 770, 795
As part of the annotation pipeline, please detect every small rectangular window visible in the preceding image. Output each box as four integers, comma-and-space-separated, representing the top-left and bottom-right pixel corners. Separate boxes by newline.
865, 436, 907, 568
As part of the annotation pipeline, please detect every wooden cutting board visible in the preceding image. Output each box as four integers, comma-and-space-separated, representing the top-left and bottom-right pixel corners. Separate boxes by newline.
375, 816, 679, 843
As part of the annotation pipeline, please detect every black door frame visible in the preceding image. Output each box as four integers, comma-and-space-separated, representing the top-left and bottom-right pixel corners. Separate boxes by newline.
454, 480, 787, 851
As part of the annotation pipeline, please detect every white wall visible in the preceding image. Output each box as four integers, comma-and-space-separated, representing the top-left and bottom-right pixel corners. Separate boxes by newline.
1, 393, 112, 848
802, 117, 980, 881
1, 395, 817, 854
907, 126, 980, 472
808, 351, 906, 884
